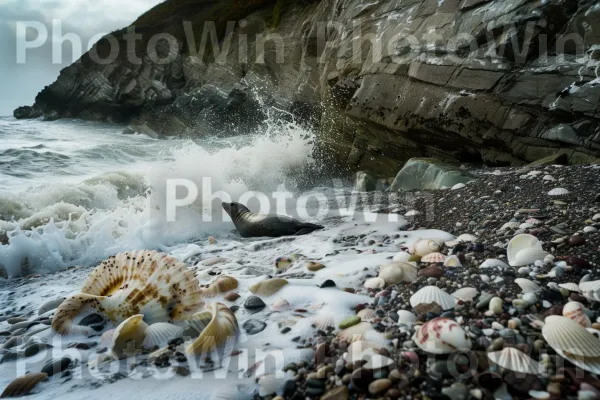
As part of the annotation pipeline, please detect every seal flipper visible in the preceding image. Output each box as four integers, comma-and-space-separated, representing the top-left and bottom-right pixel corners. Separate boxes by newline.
294, 223, 324, 236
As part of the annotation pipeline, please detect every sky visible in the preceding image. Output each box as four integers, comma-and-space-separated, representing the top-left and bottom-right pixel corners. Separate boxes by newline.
0, 0, 164, 116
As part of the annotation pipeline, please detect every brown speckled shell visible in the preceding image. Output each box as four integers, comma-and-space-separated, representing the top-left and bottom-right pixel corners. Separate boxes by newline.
186, 302, 239, 354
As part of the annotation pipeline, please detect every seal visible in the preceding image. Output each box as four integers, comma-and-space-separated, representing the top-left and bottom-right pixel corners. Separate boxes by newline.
222, 202, 324, 238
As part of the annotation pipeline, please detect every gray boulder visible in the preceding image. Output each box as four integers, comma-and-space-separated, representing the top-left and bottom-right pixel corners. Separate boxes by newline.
389, 159, 474, 191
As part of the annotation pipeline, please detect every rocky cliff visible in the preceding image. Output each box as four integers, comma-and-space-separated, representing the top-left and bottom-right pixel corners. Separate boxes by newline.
15, 0, 600, 176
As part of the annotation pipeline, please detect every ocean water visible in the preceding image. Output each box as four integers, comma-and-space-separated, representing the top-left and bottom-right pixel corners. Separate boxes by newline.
0, 115, 318, 277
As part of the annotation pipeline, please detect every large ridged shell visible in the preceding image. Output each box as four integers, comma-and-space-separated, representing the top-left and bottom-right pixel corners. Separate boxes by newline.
312, 315, 336, 332
249, 279, 288, 297
111, 314, 148, 358
410, 239, 442, 257
364, 277, 386, 289
487, 347, 541, 375
143, 323, 184, 349
202, 276, 239, 297
507, 234, 545, 267
563, 302, 591, 328
378, 263, 418, 284
421, 252, 446, 263
357, 309, 377, 322
413, 318, 472, 354
444, 255, 462, 268
186, 302, 238, 354
452, 287, 479, 303
515, 278, 541, 293
338, 322, 373, 342
559, 283, 580, 292
53, 251, 205, 335
580, 280, 600, 302
410, 286, 455, 310
543, 316, 600, 358
0, 373, 48, 398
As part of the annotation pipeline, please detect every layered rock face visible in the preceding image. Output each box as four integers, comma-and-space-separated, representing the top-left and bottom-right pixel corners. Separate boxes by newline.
16, 0, 600, 176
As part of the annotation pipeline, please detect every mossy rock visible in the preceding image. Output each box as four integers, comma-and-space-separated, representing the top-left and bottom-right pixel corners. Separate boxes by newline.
339, 316, 361, 329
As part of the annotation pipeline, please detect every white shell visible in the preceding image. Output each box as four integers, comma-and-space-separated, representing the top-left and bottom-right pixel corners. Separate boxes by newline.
479, 259, 510, 270
563, 302, 591, 328
451, 287, 479, 303
258, 374, 279, 397
444, 255, 462, 268
500, 221, 521, 230
548, 188, 570, 196
515, 278, 541, 293
512, 248, 549, 267
344, 340, 378, 363
364, 277, 386, 289
456, 234, 477, 243
357, 309, 377, 322
507, 234, 546, 267
410, 286, 455, 310
580, 280, 600, 302
338, 322, 373, 342
271, 298, 290, 311
396, 310, 417, 326
110, 314, 148, 359
392, 252, 411, 262
543, 316, 600, 374
559, 283, 580, 292
378, 264, 404, 284
404, 210, 421, 217
413, 318, 472, 354
143, 323, 183, 349
542, 175, 555, 181
487, 347, 541, 375
363, 353, 395, 369
421, 252, 446, 263
451, 183, 466, 190
313, 315, 336, 331
593, 213, 600, 221
410, 239, 442, 257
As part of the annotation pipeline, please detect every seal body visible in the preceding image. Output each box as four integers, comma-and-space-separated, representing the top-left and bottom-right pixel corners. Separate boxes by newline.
222, 202, 324, 238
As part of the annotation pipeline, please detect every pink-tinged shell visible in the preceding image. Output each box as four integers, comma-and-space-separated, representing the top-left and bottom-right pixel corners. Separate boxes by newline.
563, 302, 591, 328
421, 252, 446, 263
271, 298, 290, 311
413, 318, 472, 354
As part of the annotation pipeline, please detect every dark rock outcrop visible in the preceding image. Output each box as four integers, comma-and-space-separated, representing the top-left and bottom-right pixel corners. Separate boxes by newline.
14, 0, 600, 176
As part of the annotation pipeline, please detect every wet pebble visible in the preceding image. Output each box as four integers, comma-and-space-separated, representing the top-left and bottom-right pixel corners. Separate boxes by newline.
242, 319, 266, 335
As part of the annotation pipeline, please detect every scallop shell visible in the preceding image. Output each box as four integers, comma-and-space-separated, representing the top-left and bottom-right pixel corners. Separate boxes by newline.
548, 188, 570, 196
312, 315, 336, 332
563, 302, 591, 328
357, 309, 377, 322
421, 252, 446, 263
444, 255, 462, 268
52, 251, 205, 335
338, 322, 373, 342
559, 283, 580, 292
110, 314, 148, 359
451, 287, 479, 303
580, 280, 600, 302
543, 316, 600, 374
271, 298, 290, 311
378, 263, 417, 284
249, 278, 288, 297
0, 373, 48, 398
507, 234, 546, 267
410, 239, 442, 257
392, 252, 411, 263
364, 277, 386, 289
479, 259, 510, 269
487, 347, 541, 375
397, 310, 417, 326
413, 318, 472, 354
515, 278, 541, 293
203, 276, 239, 297
186, 302, 239, 354
410, 286, 455, 310
143, 323, 184, 349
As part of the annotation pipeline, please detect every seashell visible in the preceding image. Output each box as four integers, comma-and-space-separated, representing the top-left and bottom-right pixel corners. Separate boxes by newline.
338, 322, 373, 342
364, 277, 386, 289
52, 251, 205, 335
392, 252, 411, 263
444, 255, 462, 268
363, 353, 394, 370
559, 283, 580, 292
529, 391, 550, 400
344, 340, 378, 363
143, 323, 184, 349
456, 234, 477, 243
396, 310, 417, 326
306, 262, 325, 272
487, 347, 541, 375
208, 236, 217, 245
421, 252, 446, 263
478, 259, 509, 269
515, 278, 541, 293
410, 286, 455, 310
410, 239, 442, 257
413, 318, 472, 354
110, 314, 148, 359
548, 188, 570, 196
580, 280, 600, 302
500, 221, 521, 230
100, 329, 115, 348
357, 309, 377, 322
378, 263, 417, 284
275, 257, 293, 270
542, 175, 555, 181
271, 298, 290, 311
563, 302, 591, 328
522, 292, 537, 306
507, 234, 546, 267
543, 316, 600, 374
0, 373, 48, 398
312, 315, 336, 332
244, 296, 266, 310
249, 278, 288, 297
186, 302, 238, 354
451, 287, 479, 303
258, 374, 278, 397
404, 210, 421, 217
